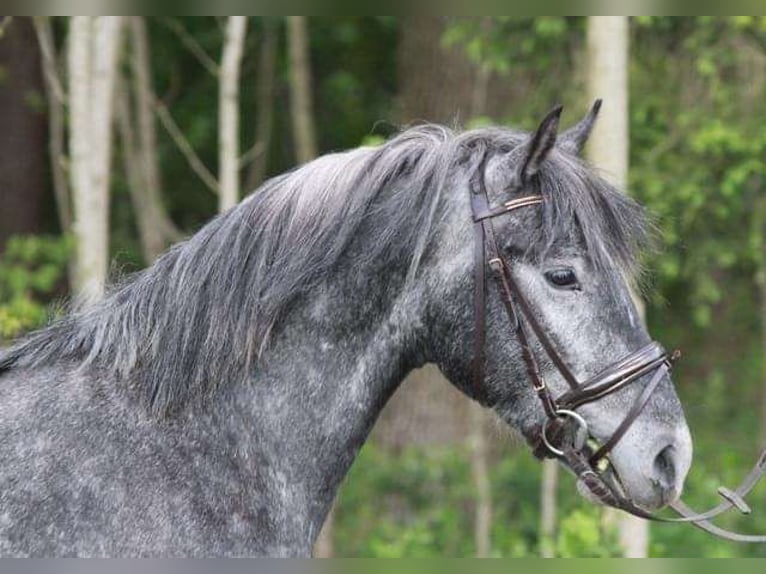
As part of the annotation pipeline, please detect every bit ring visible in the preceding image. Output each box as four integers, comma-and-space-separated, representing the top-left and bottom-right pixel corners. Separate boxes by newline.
541, 409, 589, 457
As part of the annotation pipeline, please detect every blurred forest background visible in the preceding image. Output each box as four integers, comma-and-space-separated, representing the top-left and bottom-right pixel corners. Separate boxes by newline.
1, 15, 766, 557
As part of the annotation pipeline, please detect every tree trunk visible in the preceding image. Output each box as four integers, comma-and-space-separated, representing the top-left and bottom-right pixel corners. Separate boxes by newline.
127, 16, 179, 262
116, 81, 149, 257
757, 197, 766, 447
468, 51, 493, 559
754, 177, 766, 446
89, 17, 123, 281
68, 16, 96, 298
587, 16, 649, 558
397, 17, 478, 124
287, 16, 317, 164
587, 17, 629, 189
469, 402, 492, 557
245, 20, 277, 191
218, 16, 248, 213
539, 459, 558, 557
33, 17, 71, 236
68, 16, 123, 301
0, 17, 48, 250
118, 75, 176, 267
313, 503, 335, 558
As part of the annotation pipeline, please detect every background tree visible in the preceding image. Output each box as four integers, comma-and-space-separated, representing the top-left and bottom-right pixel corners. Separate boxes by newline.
218, 16, 247, 213
585, 16, 649, 558
245, 20, 277, 191
0, 18, 48, 251
33, 17, 71, 240
67, 16, 123, 300
117, 17, 181, 264
287, 16, 317, 164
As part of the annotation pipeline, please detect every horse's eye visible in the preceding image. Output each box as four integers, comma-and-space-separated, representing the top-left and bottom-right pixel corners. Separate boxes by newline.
545, 268, 580, 290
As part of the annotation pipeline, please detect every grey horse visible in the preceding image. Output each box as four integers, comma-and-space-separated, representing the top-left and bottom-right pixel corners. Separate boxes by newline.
0, 106, 692, 556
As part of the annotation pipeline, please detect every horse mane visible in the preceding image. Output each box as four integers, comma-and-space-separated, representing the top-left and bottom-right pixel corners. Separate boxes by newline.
0, 123, 651, 415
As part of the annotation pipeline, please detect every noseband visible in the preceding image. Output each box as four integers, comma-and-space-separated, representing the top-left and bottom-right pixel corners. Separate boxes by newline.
469, 155, 766, 542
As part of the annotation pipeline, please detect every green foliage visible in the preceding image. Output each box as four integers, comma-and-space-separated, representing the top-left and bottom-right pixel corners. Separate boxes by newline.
630, 17, 766, 331
333, 433, 766, 557
442, 17, 576, 75
0, 235, 72, 341
555, 511, 619, 558
334, 444, 474, 557
333, 443, 625, 557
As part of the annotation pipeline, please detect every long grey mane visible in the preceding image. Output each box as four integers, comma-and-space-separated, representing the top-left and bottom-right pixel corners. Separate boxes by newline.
0, 124, 650, 415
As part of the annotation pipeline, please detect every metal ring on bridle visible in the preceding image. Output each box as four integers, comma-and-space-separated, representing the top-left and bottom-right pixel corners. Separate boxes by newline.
541, 409, 589, 457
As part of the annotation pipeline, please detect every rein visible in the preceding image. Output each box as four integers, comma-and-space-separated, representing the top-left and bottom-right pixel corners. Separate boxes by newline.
469, 156, 766, 543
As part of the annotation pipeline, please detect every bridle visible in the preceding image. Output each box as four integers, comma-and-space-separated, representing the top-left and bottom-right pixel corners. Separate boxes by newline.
469, 152, 766, 543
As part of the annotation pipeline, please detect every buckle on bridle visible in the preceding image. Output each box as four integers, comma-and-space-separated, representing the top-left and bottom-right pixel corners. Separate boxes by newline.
586, 439, 612, 474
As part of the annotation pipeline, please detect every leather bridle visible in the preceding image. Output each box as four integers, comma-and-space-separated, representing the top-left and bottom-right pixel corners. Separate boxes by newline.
469, 153, 766, 543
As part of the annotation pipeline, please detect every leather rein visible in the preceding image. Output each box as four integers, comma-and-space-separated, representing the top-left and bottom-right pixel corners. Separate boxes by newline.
469, 157, 766, 543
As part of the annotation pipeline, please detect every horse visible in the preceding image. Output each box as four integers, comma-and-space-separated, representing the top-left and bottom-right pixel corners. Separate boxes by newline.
0, 104, 693, 556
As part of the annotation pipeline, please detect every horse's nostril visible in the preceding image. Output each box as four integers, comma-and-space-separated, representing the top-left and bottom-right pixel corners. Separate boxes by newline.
653, 444, 677, 491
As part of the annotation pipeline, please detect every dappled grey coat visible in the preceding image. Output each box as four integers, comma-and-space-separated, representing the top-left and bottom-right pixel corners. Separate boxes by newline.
0, 114, 687, 556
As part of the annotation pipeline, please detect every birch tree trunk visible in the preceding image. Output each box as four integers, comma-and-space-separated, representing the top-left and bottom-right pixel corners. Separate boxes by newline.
313, 504, 335, 558
287, 16, 317, 164
757, 195, 766, 447
117, 83, 149, 254
33, 17, 71, 236
127, 16, 180, 262
68, 16, 123, 301
587, 17, 630, 190
246, 20, 278, 191
586, 16, 649, 558
468, 54, 493, 558
67, 17, 93, 294
218, 16, 248, 213
469, 402, 492, 557
539, 459, 558, 557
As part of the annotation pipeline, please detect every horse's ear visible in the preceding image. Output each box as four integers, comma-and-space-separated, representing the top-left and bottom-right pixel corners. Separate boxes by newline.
559, 99, 603, 156
514, 105, 563, 186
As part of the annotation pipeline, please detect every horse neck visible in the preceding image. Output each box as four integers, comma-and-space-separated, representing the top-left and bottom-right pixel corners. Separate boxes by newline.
224, 259, 427, 537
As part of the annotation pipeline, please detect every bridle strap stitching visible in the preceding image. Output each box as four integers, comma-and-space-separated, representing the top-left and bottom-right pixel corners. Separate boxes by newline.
579, 342, 666, 389
558, 346, 670, 411
473, 196, 544, 222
